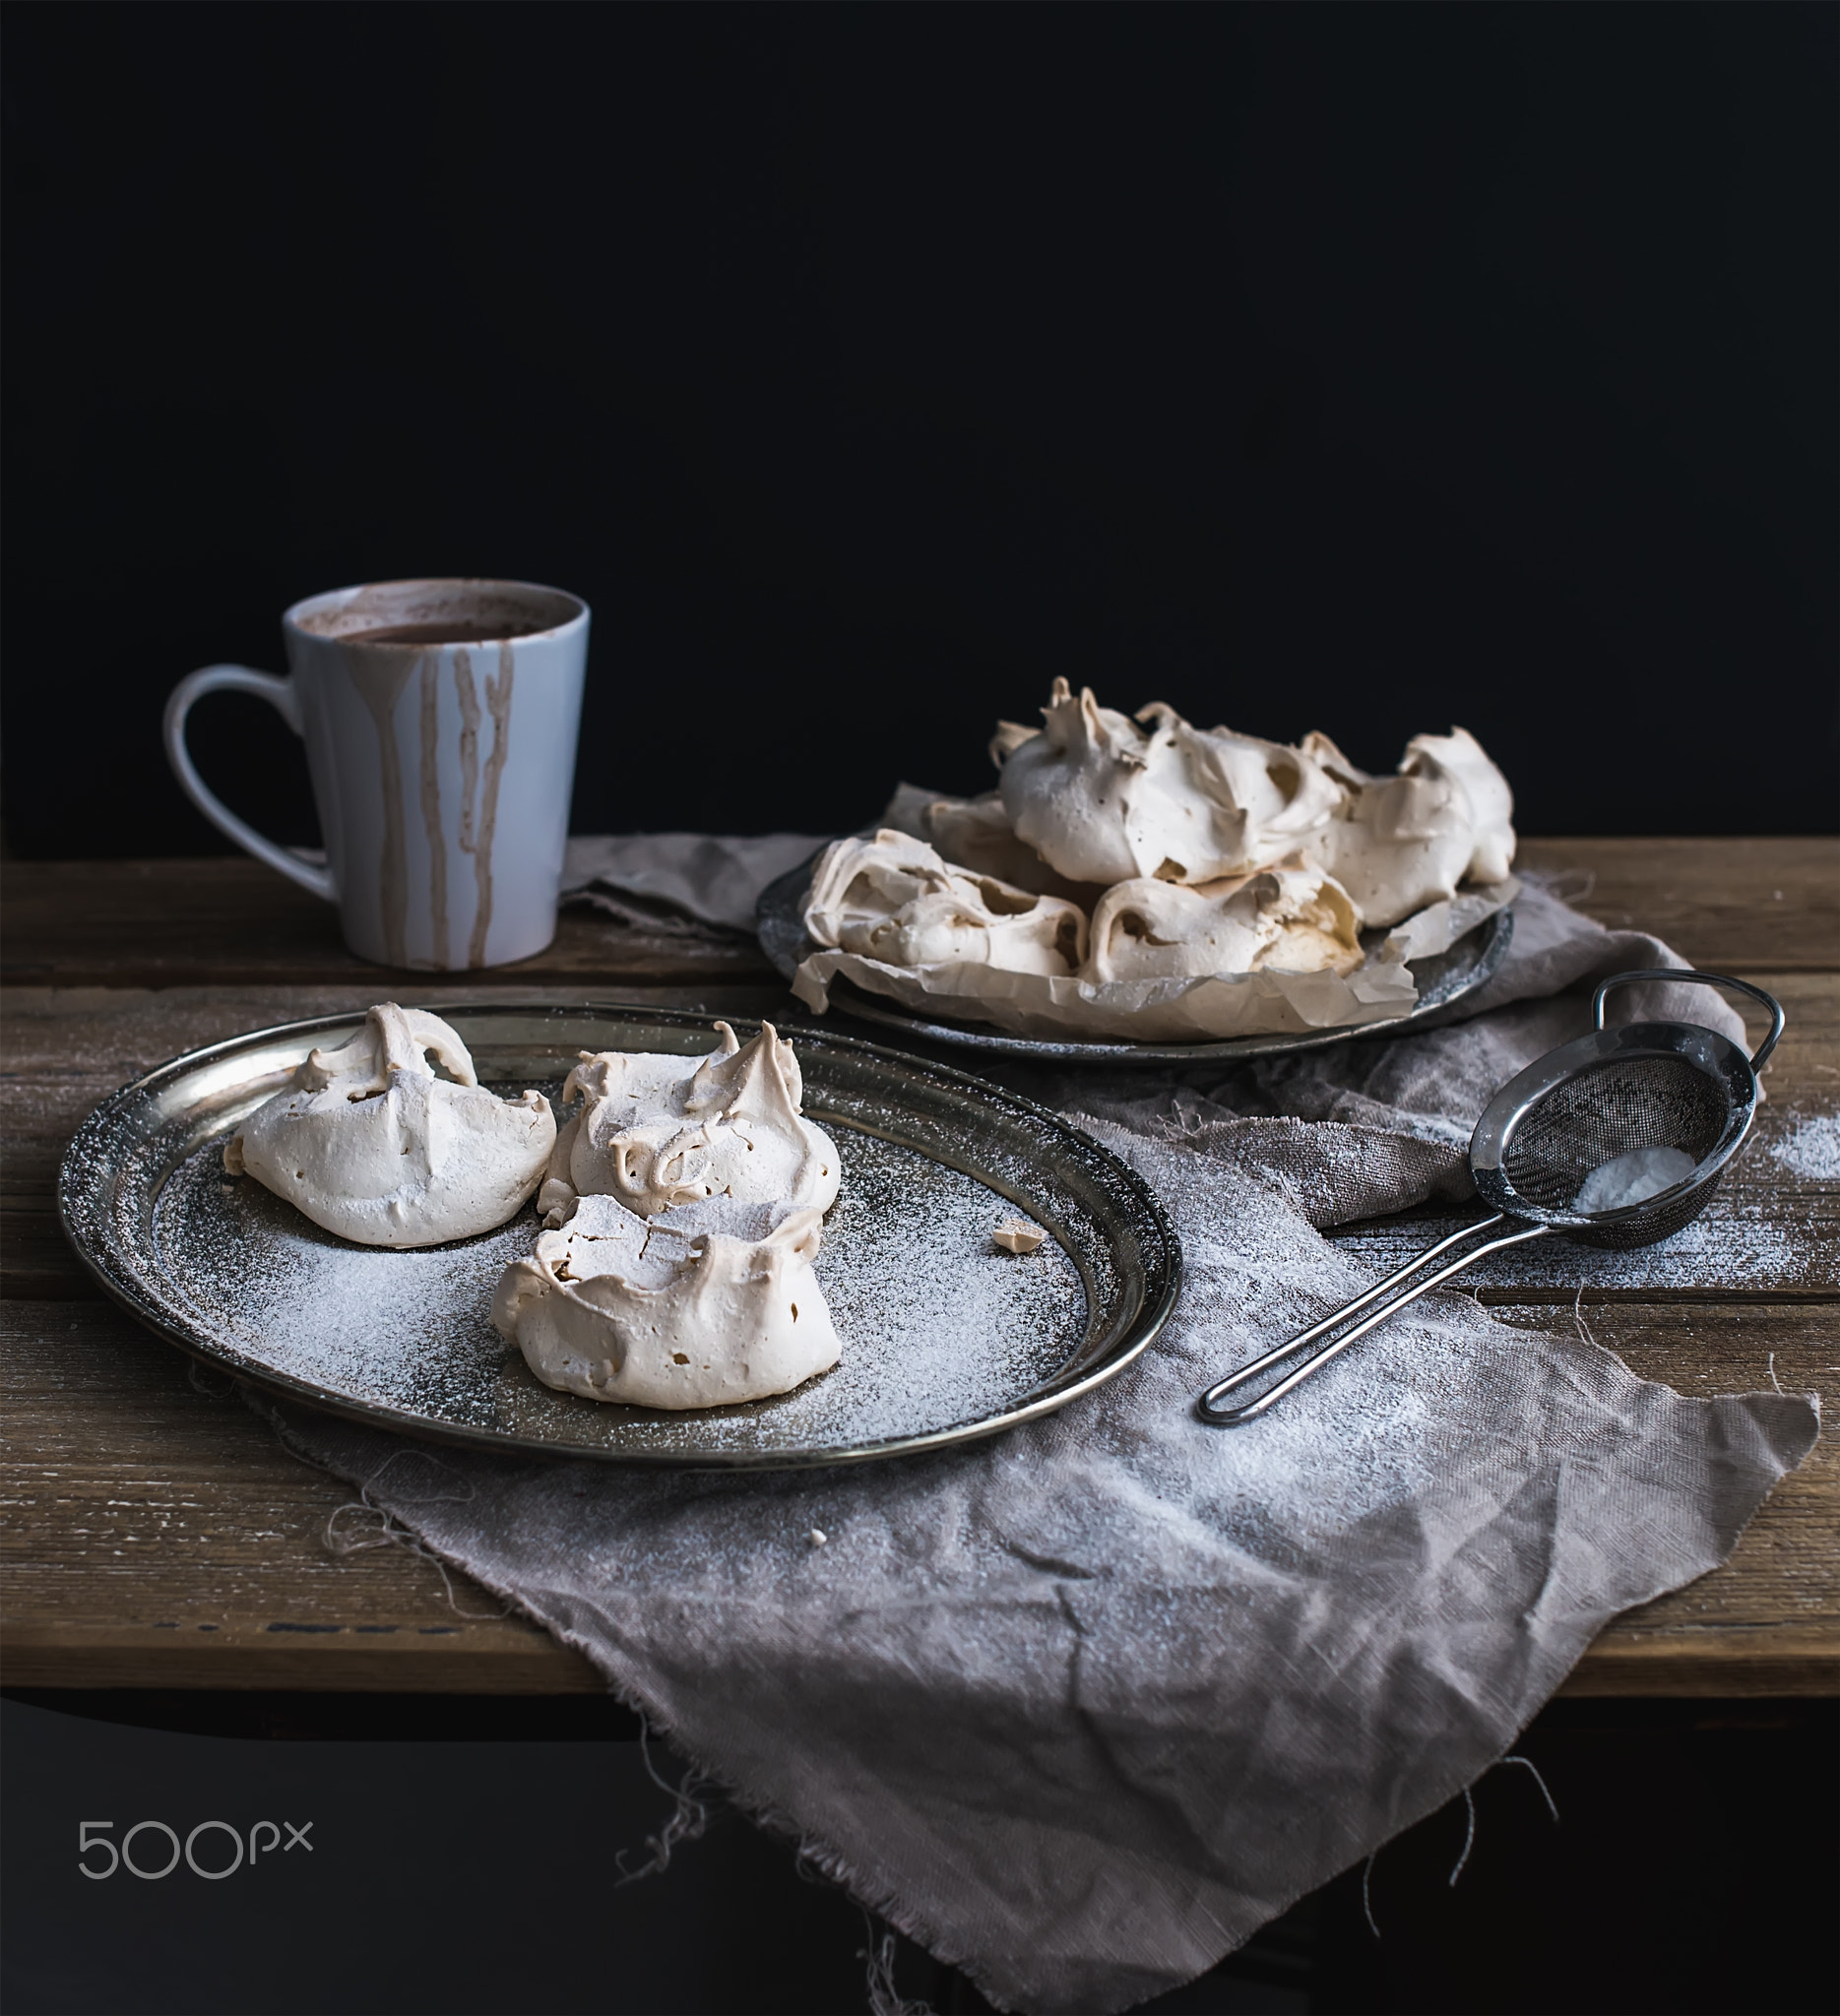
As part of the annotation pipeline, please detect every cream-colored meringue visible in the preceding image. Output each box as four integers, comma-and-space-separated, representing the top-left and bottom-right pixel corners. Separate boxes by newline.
803, 829, 1088, 976
1410, 727, 1515, 884
993, 680, 1167, 885
1308, 725, 1515, 927
1085, 866, 1364, 984
492, 1192, 841, 1409
1147, 708, 1345, 875
797, 697, 1516, 1041
918, 791, 1103, 904
988, 719, 1039, 767
1298, 729, 1370, 792
994, 680, 1342, 886
539, 1022, 842, 1224
223, 1003, 555, 1248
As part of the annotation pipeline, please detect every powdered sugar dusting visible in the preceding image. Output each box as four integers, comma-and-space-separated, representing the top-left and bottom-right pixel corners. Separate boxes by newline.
1771, 1113, 1840, 1181
150, 1087, 1091, 1459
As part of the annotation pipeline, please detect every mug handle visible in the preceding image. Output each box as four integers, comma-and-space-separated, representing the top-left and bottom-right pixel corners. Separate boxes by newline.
162, 664, 337, 901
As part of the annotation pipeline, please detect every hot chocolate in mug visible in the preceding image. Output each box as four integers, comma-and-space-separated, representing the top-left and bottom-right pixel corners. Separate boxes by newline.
164, 578, 589, 970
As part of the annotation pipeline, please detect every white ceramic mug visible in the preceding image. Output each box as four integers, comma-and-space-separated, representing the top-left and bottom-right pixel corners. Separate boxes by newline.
165, 578, 589, 970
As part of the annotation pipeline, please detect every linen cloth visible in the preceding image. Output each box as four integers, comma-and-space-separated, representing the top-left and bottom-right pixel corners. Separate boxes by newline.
562, 831, 827, 934
261, 839, 1817, 2015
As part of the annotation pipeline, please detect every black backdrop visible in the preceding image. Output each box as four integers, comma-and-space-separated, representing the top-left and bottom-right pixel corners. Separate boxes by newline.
4, 3, 1835, 858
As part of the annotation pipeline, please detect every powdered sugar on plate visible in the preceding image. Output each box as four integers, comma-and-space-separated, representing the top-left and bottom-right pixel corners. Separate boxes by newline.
65, 1005, 1174, 1468
149, 1085, 1092, 1461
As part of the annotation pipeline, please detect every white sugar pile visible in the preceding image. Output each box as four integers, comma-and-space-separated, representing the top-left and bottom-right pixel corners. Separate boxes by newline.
1572, 1144, 1696, 1215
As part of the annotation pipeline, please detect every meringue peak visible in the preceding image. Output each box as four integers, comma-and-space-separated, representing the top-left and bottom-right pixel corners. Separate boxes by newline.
996, 681, 1344, 887
686, 1016, 804, 1118
224, 1004, 555, 1248
543, 1022, 842, 1223
295, 1001, 479, 1099
497, 1027, 848, 1412
1314, 723, 1516, 925
1087, 866, 1364, 983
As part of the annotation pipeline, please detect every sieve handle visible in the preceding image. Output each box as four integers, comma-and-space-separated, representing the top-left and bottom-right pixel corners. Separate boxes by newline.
1196, 1216, 1556, 1426
1591, 969, 1785, 1070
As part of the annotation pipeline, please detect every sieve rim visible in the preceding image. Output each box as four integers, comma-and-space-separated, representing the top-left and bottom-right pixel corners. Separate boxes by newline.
1469, 1019, 1757, 1230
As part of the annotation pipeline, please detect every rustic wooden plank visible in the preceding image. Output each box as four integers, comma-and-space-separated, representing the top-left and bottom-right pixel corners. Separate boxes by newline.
0, 1299, 600, 1692
2, 841, 1832, 1695
1514, 837, 1840, 974
1528, 1303, 1838, 1694
0, 1622, 603, 1694
2, 1298, 1831, 1694
6, 839, 1835, 989
1555, 1629, 1839, 1698
0, 859, 776, 988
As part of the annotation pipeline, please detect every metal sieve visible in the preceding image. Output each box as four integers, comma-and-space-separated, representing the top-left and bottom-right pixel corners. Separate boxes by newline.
1197, 970, 1785, 1424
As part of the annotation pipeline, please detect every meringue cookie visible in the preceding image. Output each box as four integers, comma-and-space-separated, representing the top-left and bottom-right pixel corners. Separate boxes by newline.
995, 680, 1342, 886
988, 719, 1040, 767
993, 680, 1166, 885
917, 791, 1103, 905
1144, 708, 1345, 877
1085, 866, 1364, 983
492, 1191, 841, 1409
223, 1003, 555, 1248
539, 1022, 842, 1224
803, 830, 1089, 976
1410, 727, 1515, 885
1309, 725, 1516, 926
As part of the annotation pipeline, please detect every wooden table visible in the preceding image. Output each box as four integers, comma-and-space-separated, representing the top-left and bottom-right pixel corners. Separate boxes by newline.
3, 841, 1835, 1697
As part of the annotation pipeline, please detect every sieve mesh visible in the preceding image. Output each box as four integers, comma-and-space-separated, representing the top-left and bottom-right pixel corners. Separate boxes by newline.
1201, 972, 1778, 1422
1498, 1054, 1731, 1248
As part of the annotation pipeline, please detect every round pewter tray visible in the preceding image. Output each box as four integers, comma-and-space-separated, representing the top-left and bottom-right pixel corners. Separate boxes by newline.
58, 1006, 1180, 1470
757, 851, 1514, 1065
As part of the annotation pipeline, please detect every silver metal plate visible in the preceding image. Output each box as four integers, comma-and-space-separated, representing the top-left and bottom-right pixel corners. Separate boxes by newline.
58, 1007, 1180, 1470
756, 851, 1515, 1064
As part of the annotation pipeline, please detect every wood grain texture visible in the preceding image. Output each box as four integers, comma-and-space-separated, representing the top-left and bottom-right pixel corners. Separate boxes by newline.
1532, 1302, 1838, 1695
0, 858, 776, 988
10, 975, 1832, 1304
2, 1298, 1830, 1694
0, 1302, 599, 1691
2, 839, 1834, 1693
6, 837, 1835, 984
1514, 837, 1840, 973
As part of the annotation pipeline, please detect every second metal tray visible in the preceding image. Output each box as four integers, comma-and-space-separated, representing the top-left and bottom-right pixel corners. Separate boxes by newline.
757, 850, 1514, 1064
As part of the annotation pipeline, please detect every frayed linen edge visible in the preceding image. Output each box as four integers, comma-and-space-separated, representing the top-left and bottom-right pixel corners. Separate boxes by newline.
234, 1377, 1823, 2016
238, 1387, 1040, 2012
238, 1393, 1582, 2014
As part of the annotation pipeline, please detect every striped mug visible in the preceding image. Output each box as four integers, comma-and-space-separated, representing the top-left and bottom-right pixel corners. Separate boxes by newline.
164, 578, 589, 970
